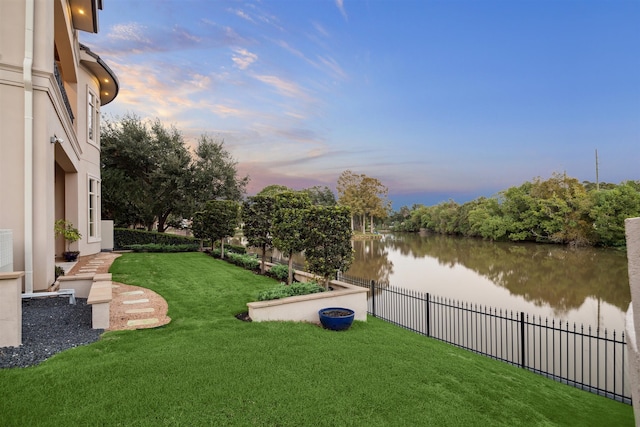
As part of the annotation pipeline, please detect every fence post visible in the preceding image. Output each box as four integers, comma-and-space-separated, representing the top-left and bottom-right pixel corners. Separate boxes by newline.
370, 280, 376, 318
520, 311, 526, 369
426, 293, 431, 337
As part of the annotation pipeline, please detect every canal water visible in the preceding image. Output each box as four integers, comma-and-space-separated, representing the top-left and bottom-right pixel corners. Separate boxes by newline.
347, 233, 631, 334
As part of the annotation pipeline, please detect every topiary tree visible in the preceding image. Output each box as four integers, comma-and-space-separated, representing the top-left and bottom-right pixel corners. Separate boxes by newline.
271, 191, 311, 285
303, 205, 354, 289
242, 194, 276, 274
192, 200, 239, 259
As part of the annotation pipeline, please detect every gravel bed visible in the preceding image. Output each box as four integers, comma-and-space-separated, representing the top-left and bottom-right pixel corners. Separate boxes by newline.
0, 297, 103, 369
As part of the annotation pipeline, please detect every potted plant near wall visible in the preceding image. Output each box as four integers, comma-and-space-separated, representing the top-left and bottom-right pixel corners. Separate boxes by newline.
318, 307, 355, 331
54, 219, 82, 261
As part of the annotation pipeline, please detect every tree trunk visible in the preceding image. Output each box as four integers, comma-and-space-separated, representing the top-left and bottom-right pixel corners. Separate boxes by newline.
361, 214, 365, 233
158, 210, 173, 233
260, 243, 267, 274
287, 251, 294, 285
370, 215, 374, 233
220, 238, 225, 259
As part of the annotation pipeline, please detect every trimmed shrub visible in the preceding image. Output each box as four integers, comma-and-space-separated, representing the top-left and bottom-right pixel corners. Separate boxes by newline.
229, 244, 246, 254
208, 250, 260, 271
126, 243, 199, 253
114, 228, 204, 249
226, 252, 260, 270
257, 281, 325, 301
268, 264, 289, 281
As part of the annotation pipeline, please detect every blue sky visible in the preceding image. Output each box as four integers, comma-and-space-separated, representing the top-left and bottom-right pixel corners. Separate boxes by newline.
84, 0, 640, 209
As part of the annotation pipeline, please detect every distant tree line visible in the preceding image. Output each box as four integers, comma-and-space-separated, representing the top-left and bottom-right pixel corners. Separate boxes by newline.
389, 173, 640, 247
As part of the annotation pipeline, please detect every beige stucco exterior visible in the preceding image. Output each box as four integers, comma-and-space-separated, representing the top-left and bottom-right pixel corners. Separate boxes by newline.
0, 0, 118, 292
625, 218, 640, 424
0, 272, 25, 347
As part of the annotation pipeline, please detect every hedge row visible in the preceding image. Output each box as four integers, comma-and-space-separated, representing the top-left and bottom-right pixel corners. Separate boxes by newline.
114, 228, 202, 249
257, 282, 325, 301
208, 249, 260, 270
127, 243, 200, 253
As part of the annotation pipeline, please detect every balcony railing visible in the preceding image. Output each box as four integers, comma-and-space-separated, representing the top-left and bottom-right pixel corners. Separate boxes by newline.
53, 63, 74, 123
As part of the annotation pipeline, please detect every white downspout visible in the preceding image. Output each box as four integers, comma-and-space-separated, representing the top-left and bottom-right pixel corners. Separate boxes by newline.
23, 0, 35, 293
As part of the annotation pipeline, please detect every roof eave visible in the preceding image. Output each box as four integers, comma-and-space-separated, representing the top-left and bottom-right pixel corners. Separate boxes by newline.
69, 0, 100, 33
79, 44, 119, 105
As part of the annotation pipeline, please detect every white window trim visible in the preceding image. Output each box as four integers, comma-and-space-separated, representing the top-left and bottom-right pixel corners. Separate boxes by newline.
87, 87, 100, 147
88, 174, 101, 243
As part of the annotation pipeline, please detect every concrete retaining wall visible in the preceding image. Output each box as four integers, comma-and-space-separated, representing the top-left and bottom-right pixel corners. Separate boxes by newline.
248, 264, 368, 323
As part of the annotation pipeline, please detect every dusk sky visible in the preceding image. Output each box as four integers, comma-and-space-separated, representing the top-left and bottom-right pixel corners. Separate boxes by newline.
83, 0, 640, 209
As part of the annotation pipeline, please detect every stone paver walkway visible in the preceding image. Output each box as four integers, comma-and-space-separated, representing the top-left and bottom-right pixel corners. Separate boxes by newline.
63, 252, 171, 331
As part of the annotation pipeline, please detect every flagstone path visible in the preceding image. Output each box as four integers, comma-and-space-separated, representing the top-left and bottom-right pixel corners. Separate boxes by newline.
65, 253, 171, 331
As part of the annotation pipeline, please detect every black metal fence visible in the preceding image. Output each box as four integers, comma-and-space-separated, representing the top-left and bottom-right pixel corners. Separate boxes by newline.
269, 257, 630, 404
344, 277, 630, 404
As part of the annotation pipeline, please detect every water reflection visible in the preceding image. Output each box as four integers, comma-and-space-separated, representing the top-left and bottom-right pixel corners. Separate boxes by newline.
345, 239, 394, 286
347, 233, 630, 331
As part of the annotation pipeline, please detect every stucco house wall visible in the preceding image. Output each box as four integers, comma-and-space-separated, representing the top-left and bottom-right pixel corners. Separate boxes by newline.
625, 218, 640, 423
0, 0, 118, 292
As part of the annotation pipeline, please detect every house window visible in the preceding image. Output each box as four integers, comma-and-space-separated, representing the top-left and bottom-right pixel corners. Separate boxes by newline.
88, 175, 101, 240
87, 89, 99, 144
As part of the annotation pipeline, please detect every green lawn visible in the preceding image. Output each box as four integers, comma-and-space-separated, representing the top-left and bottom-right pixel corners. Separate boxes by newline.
0, 252, 634, 426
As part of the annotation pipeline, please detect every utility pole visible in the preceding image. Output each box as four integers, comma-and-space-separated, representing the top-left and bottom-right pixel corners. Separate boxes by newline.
595, 149, 600, 191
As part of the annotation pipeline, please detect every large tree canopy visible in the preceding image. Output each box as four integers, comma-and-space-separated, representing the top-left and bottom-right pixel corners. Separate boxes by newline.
190, 135, 248, 211
337, 170, 390, 232
302, 186, 336, 206
101, 114, 248, 231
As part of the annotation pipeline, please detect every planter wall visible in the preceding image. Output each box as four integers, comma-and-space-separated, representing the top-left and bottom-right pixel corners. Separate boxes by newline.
0, 271, 24, 347
248, 265, 368, 323
56, 273, 112, 298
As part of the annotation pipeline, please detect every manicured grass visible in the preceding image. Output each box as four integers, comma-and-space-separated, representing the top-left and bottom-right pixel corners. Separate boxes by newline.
0, 252, 634, 426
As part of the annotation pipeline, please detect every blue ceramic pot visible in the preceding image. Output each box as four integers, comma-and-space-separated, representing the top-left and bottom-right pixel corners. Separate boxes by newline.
318, 307, 355, 331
